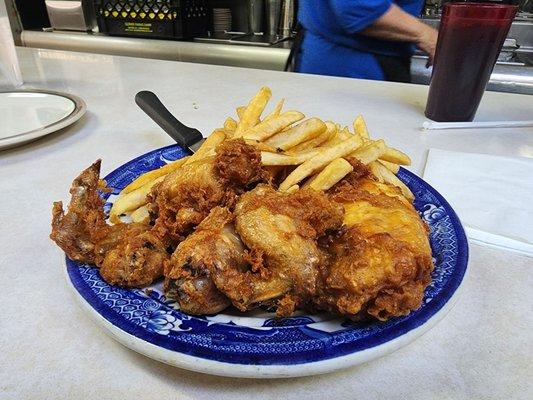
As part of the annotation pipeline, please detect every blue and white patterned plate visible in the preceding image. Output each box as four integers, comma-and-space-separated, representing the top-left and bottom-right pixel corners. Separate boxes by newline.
65, 144, 468, 378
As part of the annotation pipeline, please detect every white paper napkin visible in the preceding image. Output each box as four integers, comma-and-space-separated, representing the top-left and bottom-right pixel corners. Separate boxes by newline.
423, 148, 533, 257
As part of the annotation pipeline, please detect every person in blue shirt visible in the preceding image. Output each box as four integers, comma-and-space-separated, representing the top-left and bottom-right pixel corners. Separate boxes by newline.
296, 1, 438, 82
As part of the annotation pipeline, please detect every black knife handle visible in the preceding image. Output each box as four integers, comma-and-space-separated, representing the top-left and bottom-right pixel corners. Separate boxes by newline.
135, 90, 202, 148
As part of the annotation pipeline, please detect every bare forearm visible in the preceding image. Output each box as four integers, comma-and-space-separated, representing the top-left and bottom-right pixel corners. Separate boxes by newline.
361, 5, 425, 41
361, 4, 438, 63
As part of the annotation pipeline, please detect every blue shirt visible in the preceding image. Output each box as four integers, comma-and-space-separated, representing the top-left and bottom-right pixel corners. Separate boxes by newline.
297, 0, 424, 80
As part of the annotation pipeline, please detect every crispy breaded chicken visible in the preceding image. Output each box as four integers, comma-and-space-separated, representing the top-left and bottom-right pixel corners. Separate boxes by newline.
51, 140, 268, 290
51, 161, 169, 287
216, 185, 344, 316
317, 178, 434, 320
150, 156, 228, 241
164, 207, 245, 315
99, 228, 170, 287
51, 145, 433, 322
50, 160, 108, 264
214, 139, 269, 188
150, 140, 268, 241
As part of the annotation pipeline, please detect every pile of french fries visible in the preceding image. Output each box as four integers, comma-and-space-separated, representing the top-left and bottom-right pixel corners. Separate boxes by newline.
110, 87, 412, 224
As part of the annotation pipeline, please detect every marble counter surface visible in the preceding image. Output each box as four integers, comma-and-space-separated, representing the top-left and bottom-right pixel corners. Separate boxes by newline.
0, 47, 532, 400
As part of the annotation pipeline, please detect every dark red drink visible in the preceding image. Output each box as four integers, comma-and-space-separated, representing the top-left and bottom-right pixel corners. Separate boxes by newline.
425, 3, 517, 122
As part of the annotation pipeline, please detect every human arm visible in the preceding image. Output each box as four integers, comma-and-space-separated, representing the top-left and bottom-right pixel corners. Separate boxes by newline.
330, 1, 438, 65
361, 4, 438, 65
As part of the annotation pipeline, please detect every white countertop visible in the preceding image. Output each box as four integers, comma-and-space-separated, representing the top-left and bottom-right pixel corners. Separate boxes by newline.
1, 47, 532, 399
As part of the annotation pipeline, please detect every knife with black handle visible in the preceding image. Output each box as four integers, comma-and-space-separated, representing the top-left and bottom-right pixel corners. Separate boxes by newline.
135, 90, 205, 153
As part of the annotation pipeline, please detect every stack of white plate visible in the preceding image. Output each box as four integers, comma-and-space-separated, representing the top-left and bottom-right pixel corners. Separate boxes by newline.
213, 8, 232, 32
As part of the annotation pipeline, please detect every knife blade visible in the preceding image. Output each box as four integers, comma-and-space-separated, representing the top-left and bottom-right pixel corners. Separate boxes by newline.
135, 90, 205, 153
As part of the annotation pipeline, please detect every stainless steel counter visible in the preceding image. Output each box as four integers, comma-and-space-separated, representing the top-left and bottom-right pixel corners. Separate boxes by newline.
20, 30, 290, 71
21, 29, 533, 95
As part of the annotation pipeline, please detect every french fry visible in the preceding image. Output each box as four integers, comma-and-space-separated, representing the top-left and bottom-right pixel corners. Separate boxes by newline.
290, 121, 336, 152
242, 111, 305, 141
242, 140, 277, 152
202, 148, 217, 158
110, 176, 165, 223
236, 106, 245, 120
289, 147, 322, 160
349, 139, 387, 165
279, 135, 363, 192
263, 99, 285, 122
321, 123, 344, 146
338, 126, 352, 140
122, 156, 189, 194
130, 204, 150, 223
368, 161, 385, 183
224, 117, 237, 132
234, 87, 272, 137
294, 148, 322, 159
261, 152, 301, 166
281, 124, 293, 132
265, 118, 326, 151
371, 161, 414, 200
305, 158, 353, 191
378, 159, 400, 174
286, 185, 299, 194
322, 124, 351, 145
354, 115, 370, 139
237, 106, 259, 131
261, 148, 320, 166
380, 146, 412, 165
184, 129, 225, 165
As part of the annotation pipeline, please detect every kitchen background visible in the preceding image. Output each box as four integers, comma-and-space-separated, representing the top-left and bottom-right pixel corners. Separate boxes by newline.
4, 0, 533, 94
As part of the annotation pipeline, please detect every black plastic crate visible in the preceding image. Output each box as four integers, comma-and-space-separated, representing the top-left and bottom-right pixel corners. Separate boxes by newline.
94, 0, 208, 39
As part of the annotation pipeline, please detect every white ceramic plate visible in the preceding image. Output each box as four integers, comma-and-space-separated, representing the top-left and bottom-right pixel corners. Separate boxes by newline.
63, 145, 469, 378
0, 89, 86, 150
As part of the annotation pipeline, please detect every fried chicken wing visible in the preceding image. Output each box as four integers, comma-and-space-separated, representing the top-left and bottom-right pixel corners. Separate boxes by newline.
50, 160, 108, 264
317, 178, 434, 320
214, 139, 269, 187
150, 156, 227, 241
51, 161, 170, 287
164, 207, 245, 314
99, 228, 170, 287
209, 185, 344, 316
150, 139, 268, 241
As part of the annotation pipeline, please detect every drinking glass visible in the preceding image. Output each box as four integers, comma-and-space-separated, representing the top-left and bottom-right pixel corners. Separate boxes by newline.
425, 2, 518, 122
0, 0, 23, 87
